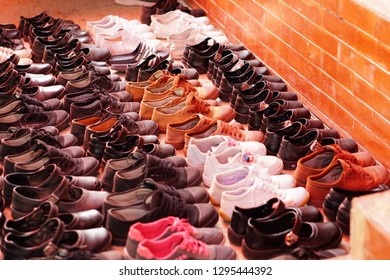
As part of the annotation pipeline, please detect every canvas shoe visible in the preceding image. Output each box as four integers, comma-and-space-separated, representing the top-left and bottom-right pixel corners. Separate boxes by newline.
209, 165, 296, 206
186, 135, 266, 170
219, 177, 310, 222
124, 216, 224, 259
202, 146, 284, 187
136, 231, 236, 260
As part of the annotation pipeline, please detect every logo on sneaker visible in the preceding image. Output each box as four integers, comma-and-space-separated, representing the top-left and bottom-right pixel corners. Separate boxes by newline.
241, 152, 255, 163
226, 137, 237, 147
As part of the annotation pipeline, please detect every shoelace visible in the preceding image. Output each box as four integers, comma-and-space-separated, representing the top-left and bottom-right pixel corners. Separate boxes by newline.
189, 96, 211, 114
90, 71, 114, 92
117, 115, 140, 133
179, 235, 208, 257
157, 191, 187, 218
16, 91, 49, 109
218, 121, 244, 140
170, 218, 194, 235
99, 94, 123, 111
148, 158, 177, 179
345, 160, 371, 178
29, 129, 61, 148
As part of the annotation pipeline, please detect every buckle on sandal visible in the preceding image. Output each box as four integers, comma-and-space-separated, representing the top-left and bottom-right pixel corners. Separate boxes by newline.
285, 231, 299, 247
310, 140, 321, 152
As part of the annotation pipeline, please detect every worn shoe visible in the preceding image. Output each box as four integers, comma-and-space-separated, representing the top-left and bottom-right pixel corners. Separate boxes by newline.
186, 135, 266, 170
219, 177, 310, 222
228, 198, 323, 245
306, 159, 390, 207
202, 146, 284, 187
242, 212, 342, 260
136, 231, 235, 260
124, 216, 224, 259
106, 190, 218, 245
294, 144, 375, 187
209, 164, 296, 206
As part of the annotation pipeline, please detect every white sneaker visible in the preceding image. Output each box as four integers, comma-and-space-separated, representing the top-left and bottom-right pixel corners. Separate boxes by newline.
95, 24, 152, 46
202, 146, 283, 187
219, 177, 310, 222
86, 15, 118, 34
151, 10, 210, 39
186, 135, 267, 170
93, 17, 132, 39
209, 165, 296, 206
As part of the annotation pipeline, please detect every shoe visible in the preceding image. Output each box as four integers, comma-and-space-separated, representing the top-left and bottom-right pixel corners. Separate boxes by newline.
269, 247, 348, 260
241, 212, 342, 260
2, 201, 58, 236
103, 178, 209, 215
277, 128, 341, 170
151, 92, 235, 133
209, 165, 296, 206
2, 164, 61, 202
137, 143, 176, 158
294, 144, 376, 187
219, 177, 309, 222
101, 151, 186, 192
106, 190, 218, 245
183, 119, 262, 153
202, 146, 284, 187
124, 216, 224, 259
2, 217, 64, 259
306, 159, 390, 207
228, 198, 323, 245
58, 209, 104, 230
165, 114, 215, 149
113, 154, 202, 192
136, 231, 235, 260
186, 135, 266, 170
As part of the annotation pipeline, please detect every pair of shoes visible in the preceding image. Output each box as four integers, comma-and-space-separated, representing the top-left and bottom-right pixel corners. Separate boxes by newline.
234, 198, 342, 259
322, 185, 389, 235
105, 188, 219, 245
208, 163, 296, 206
294, 144, 389, 206
124, 216, 235, 260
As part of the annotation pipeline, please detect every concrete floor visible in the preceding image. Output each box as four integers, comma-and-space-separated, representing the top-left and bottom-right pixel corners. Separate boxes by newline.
1, 0, 145, 28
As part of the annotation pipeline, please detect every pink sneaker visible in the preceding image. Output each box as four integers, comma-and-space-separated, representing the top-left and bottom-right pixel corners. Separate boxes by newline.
136, 231, 236, 260
124, 216, 224, 259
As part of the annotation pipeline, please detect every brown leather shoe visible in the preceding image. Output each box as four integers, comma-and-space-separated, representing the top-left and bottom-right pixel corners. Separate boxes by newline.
242, 212, 342, 260
306, 159, 390, 207
113, 154, 200, 192
151, 92, 235, 133
165, 114, 215, 149
294, 144, 376, 187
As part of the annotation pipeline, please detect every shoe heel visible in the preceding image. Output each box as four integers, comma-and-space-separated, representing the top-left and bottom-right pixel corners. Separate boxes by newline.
227, 226, 244, 246
234, 111, 249, 124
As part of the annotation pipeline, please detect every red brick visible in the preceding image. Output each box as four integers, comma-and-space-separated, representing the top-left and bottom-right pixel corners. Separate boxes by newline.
287, 65, 308, 92
368, 111, 390, 147
338, 42, 376, 84
373, 67, 390, 99
322, 52, 338, 79
316, 70, 337, 97
376, 16, 390, 46
356, 31, 379, 68
353, 75, 390, 121
317, 0, 339, 14
208, 1, 227, 26
289, 29, 309, 57
279, 2, 307, 33
285, 0, 324, 25
323, 9, 357, 48
328, 102, 354, 131
376, 43, 390, 72
339, 0, 378, 37
335, 63, 355, 92
305, 19, 338, 56
254, 0, 284, 17
352, 120, 390, 168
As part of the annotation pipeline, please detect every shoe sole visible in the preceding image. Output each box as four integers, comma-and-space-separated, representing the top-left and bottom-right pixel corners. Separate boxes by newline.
227, 225, 244, 246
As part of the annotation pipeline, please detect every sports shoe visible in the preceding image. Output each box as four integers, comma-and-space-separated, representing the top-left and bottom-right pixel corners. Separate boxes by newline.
136, 232, 236, 260
209, 165, 296, 206
306, 159, 389, 207
219, 177, 310, 222
186, 135, 266, 170
294, 144, 376, 187
151, 92, 235, 133
202, 146, 284, 187
124, 216, 224, 259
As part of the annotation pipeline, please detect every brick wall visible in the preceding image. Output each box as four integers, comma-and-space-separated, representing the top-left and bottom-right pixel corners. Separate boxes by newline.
187, 0, 390, 169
